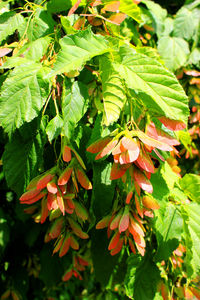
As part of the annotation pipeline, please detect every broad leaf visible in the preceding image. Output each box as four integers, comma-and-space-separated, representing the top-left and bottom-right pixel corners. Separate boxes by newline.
154, 203, 183, 261
173, 7, 200, 41
92, 161, 116, 218
114, 45, 189, 125
3, 118, 47, 196
91, 229, 119, 286
125, 254, 160, 300
26, 9, 56, 42
100, 56, 126, 126
46, 115, 63, 143
15, 37, 52, 62
182, 203, 200, 278
141, 0, 167, 38
157, 36, 190, 71
180, 174, 200, 203
49, 28, 110, 77
0, 63, 50, 137
0, 12, 25, 43
47, 0, 86, 13
62, 78, 88, 139
119, 0, 141, 23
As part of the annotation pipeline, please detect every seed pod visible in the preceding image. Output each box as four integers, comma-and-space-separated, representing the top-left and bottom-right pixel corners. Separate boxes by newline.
62, 269, 73, 281
58, 166, 73, 186
87, 136, 112, 153
119, 206, 129, 233
37, 173, 55, 190
68, 217, 89, 239
20, 188, 42, 201
110, 237, 124, 256
59, 234, 71, 257
96, 215, 111, 229
108, 231, 120, 250
20, 190, 47, 204
63, 145, 72, 162
75, 168, 92, 190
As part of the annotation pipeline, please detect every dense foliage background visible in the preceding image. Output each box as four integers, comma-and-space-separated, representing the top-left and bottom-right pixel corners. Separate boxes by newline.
0, 0, 200, 299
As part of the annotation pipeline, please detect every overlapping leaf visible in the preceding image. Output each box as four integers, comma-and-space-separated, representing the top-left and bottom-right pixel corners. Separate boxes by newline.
0, 12, 24, 43
0, 63, 50, 137
3, 119, 47, 196
180, 174, 200, 203
154, 203, 183, 261
119, 0, 141, 23
157, 36, 190, 71
62, 78, 88, 139
113, 45, 189, 125
182, 203, 200, 278
49, 28, 111, 77
100, 56, 126, 125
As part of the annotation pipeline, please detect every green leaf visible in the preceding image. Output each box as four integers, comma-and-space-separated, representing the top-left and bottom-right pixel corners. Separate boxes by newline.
47, 0, 86, 13
3, 118, 47, 196
173, 7, 200, 41
114, 45, 189, 125
182, 203, 200, 278
189, 48, 200, 68
49, 28, 110, 77
141, 0, 167, 38
92, 161, 116, 218
15, 36, 52, 62
125, 254, 160, 300
61, 16, 77, 35
62, 78, 88, 139
0, 63, 50, 137
180, 174, 200, 203
100, 56, 126, 126
0, 0, 12, 9
0, 12, 25, 43
154, 203, 183, 261
26, 9, 56, 42
157, 36, 190, 71
46, 115, 63, 143
120, 0, 141, 23
91, 229, 119, 286
0, 208, 10, 257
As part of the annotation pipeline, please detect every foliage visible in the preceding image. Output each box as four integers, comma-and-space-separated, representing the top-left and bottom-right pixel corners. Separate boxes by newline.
0, 0, 200, 299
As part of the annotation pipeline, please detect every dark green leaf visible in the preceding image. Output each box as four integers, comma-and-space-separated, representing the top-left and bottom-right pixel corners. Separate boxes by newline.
125, 254, 160, 300
3, 118, 47, 196
92, 161, 116, 218
91, 229, 119, 286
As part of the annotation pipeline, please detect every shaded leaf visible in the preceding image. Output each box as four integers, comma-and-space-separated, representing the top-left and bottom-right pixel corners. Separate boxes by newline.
3, 119, 47, 196
154, 203, 183, 261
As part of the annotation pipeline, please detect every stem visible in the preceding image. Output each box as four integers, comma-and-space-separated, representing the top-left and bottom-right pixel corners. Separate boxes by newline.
42, 88, 53, 115
52, 89, 60, 116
